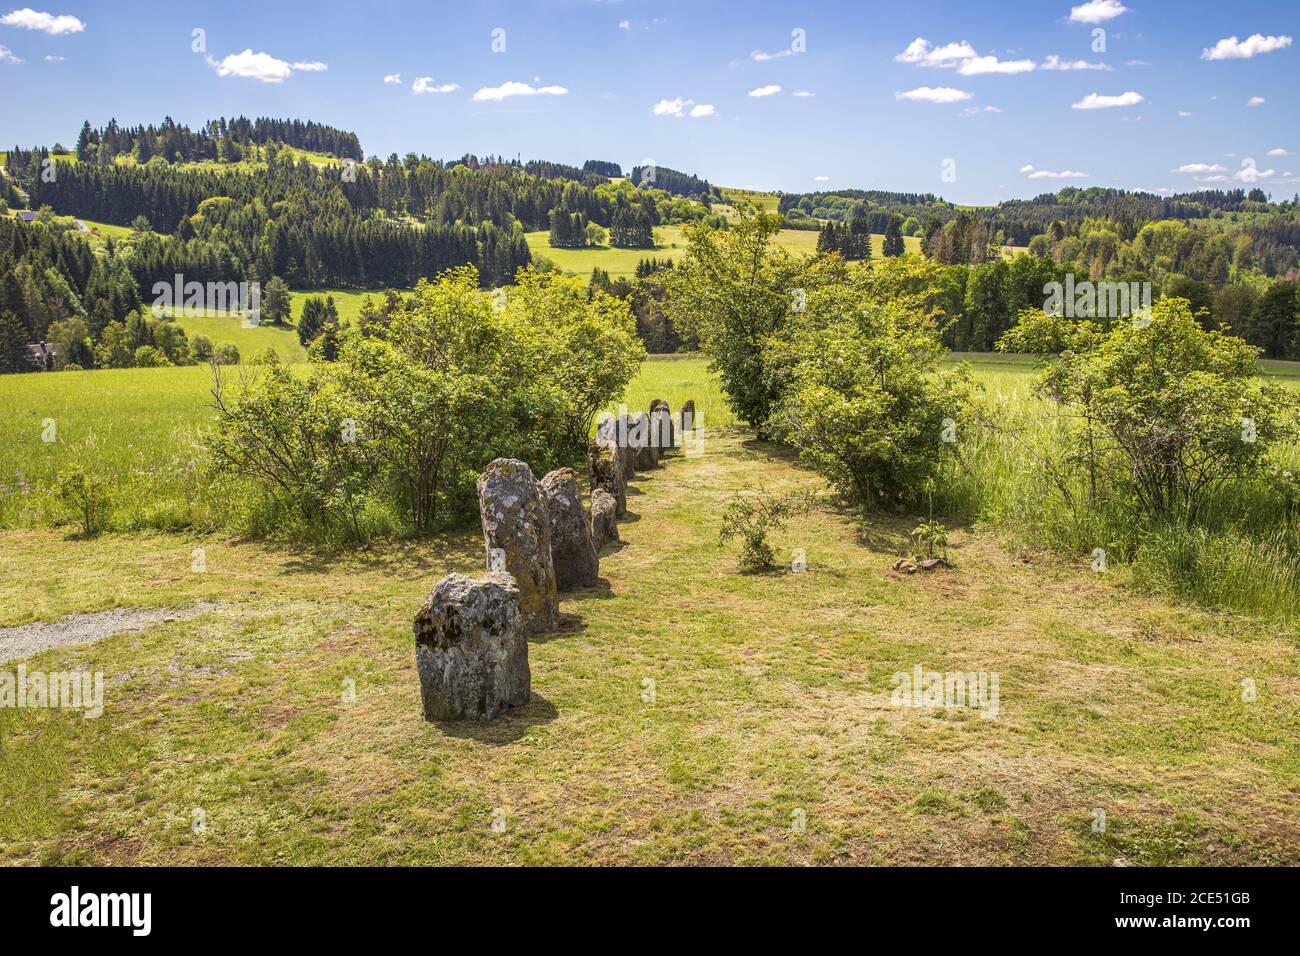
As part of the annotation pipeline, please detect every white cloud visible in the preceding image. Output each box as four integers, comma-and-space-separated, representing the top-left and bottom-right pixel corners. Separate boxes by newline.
961, 105, 1003, 115
1195, 175, 1229, 182
1019, 164, 1088, 179
0, 43, 20, 63
750, 47, 793, 61
472, 80, 568, 101
792, 90, 814, 97
0, 8, 84, 34
895, 38, 977, 68
383, 73, 401, 84
1267, 148, 1292, 156
206, 50, 327, 83
958, 55, 1036, 75
652, 97, 714, 118
748, 84, 781, 97
1177, 110, 1193, 117
1068, 1, 1130, 24
814, 175, 830, 182
1202, 34, 1292, 61
1071, 90, 1144, 109
1235, 164, 1275, 183
1041, 54, 1111, 71
895, 86, 973, 104
412, 77, 458, 94
618, 19, 629, 30
43, 53, 61, 61
1247, 96, 1265, 107
1172, 163, 1225, 173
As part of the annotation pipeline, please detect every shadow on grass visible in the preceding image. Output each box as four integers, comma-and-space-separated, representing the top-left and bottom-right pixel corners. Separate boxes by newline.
432, 691, 559, 745
273, 533, 483, 577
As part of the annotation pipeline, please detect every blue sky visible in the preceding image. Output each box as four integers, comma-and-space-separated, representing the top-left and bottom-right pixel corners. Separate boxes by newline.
1, 0, 1297, 203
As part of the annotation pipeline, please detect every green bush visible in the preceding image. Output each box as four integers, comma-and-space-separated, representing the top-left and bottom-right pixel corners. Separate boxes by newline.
55, 463, 111, 536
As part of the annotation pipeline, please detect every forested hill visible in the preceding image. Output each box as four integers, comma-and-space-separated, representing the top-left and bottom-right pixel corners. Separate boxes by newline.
67, 116, 364, 164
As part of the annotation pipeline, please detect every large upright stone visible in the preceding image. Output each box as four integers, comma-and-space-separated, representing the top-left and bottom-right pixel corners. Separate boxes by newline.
588, 439, 626, 517
590, 487, 620, 552
608, 415, 637, 481
680, 399, 697, 433
476, 458, 558, 634
540, 468, 599, 590
650, 398, 673, 454
632, 412, 659, 470
414, 572, 530, 722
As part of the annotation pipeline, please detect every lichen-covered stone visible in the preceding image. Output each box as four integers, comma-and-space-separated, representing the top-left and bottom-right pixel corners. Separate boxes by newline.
590, 486, 620, 552
680, 399, 696, 433
476, 458, 558, 634
588, 439, 626, 517
414, 572, 530, 721
540, 468, 599, 590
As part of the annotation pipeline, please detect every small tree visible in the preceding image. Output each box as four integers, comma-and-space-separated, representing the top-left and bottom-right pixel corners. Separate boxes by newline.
262, 276, 292, 326
719, 488, 811, 572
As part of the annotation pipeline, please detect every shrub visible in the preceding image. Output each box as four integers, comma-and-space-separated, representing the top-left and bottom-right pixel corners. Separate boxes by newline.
719, 488, 811, 572
766, 259, 973, 512
214, 343, 240, 365
56, 463, 111, 536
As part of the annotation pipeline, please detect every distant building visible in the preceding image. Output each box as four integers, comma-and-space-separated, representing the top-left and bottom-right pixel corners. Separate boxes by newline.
16, 210, 37, 222
74, 219, 90, 232
27, 341, 57, 370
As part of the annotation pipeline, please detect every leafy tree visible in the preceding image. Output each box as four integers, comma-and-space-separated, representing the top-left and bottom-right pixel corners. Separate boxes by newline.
883, 214, 906, 257
666, 211, 840, 438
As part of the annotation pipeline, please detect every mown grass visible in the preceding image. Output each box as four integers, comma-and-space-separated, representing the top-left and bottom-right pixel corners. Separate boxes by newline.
169, 312, 307, 362
1, 427, 1295, 865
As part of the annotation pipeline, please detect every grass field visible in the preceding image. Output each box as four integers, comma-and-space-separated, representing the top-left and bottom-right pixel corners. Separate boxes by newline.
525, 225, 924, 278
288, 289, 379, 327
170, 312, 307, 362
2, 378, 1297, 863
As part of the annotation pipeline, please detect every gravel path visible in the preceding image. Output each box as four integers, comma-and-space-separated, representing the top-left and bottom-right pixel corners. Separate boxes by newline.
0, 603, 221, 663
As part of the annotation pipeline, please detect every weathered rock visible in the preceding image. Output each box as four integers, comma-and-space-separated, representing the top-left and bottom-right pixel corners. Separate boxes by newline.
633, 412, 659, 470
615, 415, 637, 480
679, 399, 697, 435
590, 487, 620, 552
476, 458, 558, 634
414, 572, 530, 722
588, 439, 626, 517
650, 398, 673, 454
540, 468, 599, 590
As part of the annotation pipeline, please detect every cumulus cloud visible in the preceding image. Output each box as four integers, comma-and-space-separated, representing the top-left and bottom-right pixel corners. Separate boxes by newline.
1202, 34, 1292, 60
1172, 163, 1226, 173
1267, 148, 1292, 156
1071, 90, 1144, 109
1068, 1, 1130, 24
43, 53, 61, 61
896, 86, 973, 104
652, 97, 714, 117
1177, 110, 1193, 117
0, 43, 20, 62
895, 38, 978, 68
1041, 54, 1111, 70
618, 20, 629, 30
1235, 164, 1275, 183
412, 77, 458, 94
958, 55, 1036, 75
792, 90, 814, 97
472, 80, 567, 101
1247, 96, 1265, 107
0, 8, 84, 34
748, 84, 781, 97
814, 175, 830, 181
961, 105, 1003, 115
1019, 164, 1088, 179
206, 50, 327, 83
383, 73, 401, 84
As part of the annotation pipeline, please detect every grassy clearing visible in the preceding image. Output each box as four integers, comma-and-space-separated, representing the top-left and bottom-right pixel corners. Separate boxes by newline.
169, 312, 307, 362
288, 289, 381, 327
1, 424, 1296, 864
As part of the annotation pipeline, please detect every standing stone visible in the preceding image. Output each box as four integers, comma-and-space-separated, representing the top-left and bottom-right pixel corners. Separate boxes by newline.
414, 572, 530, 722
650, 398, 673, 454
540, 468, 599, 590
612, 415, 637, 481
633, 412, 659, 470
476, 458, 558, 634
588, 439, 626, 517
679, 399, 696, 433
590, 487, 620, 552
